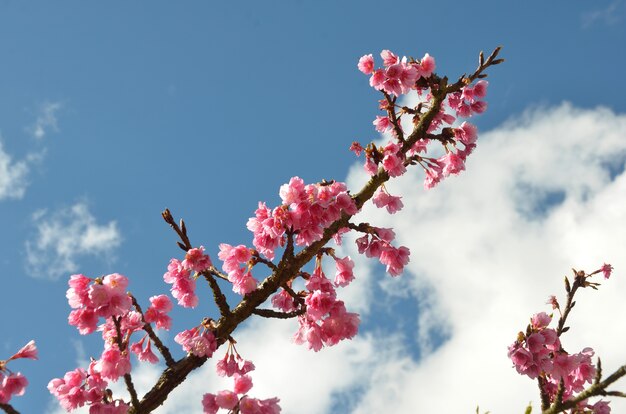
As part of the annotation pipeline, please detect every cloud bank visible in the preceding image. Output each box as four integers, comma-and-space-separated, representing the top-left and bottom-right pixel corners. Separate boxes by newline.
25, 202, 122, 280
346, 102, 626, 413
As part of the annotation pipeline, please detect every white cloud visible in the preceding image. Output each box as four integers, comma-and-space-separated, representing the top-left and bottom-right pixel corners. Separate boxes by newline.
0, 101, 61, 201
345, 102, 626, 413
25, 202, 122, 280
582, 1, 624, 28
44, 102, 626, 413
0, 137, 29, 200
28, 102, 62, 140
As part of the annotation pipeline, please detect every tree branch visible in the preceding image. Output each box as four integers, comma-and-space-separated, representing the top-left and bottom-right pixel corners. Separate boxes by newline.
0, 403, 19, 414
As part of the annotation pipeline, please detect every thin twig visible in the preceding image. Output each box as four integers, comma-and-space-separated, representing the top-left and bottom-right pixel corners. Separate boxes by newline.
112, 316, 140, 409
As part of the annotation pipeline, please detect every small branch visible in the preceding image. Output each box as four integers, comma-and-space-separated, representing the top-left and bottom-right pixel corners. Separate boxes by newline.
162, 209, 192, 251
556, 270, 585, 336
163, 209, 231, 317
347, 222, 373, 234
0, 403, 19, 414
207, 266, 229, 281
252, 307, 306, 319
383, 92, 405, 142
130, 295, 175, 367
253, 255, 279, 272
200, 271, 231, 317
538, 376, 550, 411
543, 364, 626, 413
123, 373, 141, 409
112, 316, 140, 409
446, 46, 504, 93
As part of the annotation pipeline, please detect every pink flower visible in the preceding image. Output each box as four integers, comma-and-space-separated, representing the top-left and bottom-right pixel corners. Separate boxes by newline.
382, 152, 406, 177
144, 295, 173, 330
0, 373, 28, 403
183, 246, 213, 273
379, 245, 410, 276
233, 374, 253, 395
202, 393, 219, 414
215, 390, 238, 409
93, 347, 131, 381
175, 327, 217, 358
601, 263, 613, 279
294, 316, 324, 352
130, 336, 159, 364
279, 176, 306, 205
454, 121, 478, 145
9, 340, 38, 361
546, 295, 559, 310
419, 53, 436, 77
531, 312, 552, 329
369, 69, 385, 90
372, 188, 403, 214
68, 308, 99, 335
305, 291, 336, 321
471, 100, 488, 114
334, 256, 355, 287
373, 116, 392, 133
441, 152, 466, 176
473, 80, 488, 98
357, 54, 375, 74
66, 274, 92, 308
350, 142, 363, 156
380, 50, 399, 66
272, 289, 296, 312
590, 400, 611, 414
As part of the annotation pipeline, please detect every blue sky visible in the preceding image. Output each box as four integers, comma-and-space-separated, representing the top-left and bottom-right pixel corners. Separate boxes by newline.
1, 1, 626, 413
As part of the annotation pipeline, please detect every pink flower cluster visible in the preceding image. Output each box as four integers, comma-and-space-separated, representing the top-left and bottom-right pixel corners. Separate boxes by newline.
508, 312, 607, 411
448, 80, 488, 117
356, 228, 409, 276
0, 341, 37, 404
66, 274, 133, 335
372, 187, 403, 214
163, 258, 197, 308
48, 361, 128, 413
51, 274, 175, 411
203, 345, 281, 414
358, 50, 435, 97
355, 50, 486, 191
163, 246, 213, 305
175, 324, 217, 358
292, 262, 359, 352
218, 244, 258, 295
247, 177, 358, 261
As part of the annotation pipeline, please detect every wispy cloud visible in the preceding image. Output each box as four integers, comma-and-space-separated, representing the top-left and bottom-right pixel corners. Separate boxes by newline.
582, 0, 623, 28
25, 202, 122, 280
0, 101, 62, 201
28, 102, 62, 140
0, 137, 29, 200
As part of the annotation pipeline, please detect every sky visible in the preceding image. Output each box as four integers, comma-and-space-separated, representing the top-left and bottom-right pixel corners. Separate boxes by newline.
1, 1, 625, 413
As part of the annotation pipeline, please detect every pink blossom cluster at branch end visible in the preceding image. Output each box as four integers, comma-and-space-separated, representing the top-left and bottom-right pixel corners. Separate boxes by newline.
508, 264, 616, 413
353, 49, 487, 193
